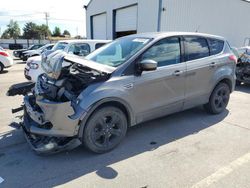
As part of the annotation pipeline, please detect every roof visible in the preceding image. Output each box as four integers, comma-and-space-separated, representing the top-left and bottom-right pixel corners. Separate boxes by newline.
57, 39, 111, 44
124, 32, 226, 40
85, 0, 94, 9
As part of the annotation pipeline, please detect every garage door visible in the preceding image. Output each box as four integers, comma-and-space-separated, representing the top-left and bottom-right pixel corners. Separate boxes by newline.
115, 5, 137, 38
92, 13, 107, 39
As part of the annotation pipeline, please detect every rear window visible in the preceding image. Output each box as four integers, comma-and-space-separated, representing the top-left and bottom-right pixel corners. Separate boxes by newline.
208, 38, 224, 55
185, 37, 209, 61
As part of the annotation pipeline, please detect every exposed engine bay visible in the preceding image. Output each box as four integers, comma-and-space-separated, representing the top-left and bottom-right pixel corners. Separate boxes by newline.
36, 61, 110, 102
7, 54, 113, 154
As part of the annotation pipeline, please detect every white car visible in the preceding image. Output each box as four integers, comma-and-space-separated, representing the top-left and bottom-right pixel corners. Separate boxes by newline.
22, 43, 54, 61
24, 39, 110, 82
0, 49, 14, 72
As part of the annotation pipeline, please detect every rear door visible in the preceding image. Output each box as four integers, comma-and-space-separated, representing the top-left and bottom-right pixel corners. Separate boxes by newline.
183, 36, 224, 109
133, 37, 186, 123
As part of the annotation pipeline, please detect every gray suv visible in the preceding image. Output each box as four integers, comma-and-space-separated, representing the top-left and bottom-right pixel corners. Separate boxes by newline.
10, 32, 236, 154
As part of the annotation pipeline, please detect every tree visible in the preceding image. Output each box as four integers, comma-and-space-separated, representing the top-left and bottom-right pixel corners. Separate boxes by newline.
63, 30, 71, 36
37, 24, 51, 39
23, 22, 39, 39
53, 27, 61, 37
1, 30, 10, 39
1, 20, 20, 39
22, 22, 51, 39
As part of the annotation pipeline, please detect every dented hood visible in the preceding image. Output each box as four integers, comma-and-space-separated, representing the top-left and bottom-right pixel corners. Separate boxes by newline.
64, 55, 116, 74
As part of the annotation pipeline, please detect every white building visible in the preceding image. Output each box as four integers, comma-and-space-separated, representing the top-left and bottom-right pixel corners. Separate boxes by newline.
85, 0, 250, 47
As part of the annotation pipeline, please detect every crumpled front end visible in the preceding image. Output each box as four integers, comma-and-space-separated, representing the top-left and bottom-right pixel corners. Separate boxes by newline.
18, 73, 86, 154
8, 56, 111, 154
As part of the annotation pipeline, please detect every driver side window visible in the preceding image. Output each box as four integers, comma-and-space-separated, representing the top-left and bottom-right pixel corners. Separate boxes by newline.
141, 37, 181, 67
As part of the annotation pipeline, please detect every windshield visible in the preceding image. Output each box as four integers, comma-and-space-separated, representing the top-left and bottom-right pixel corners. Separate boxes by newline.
52, 42, 68, 51
85, 37, 151, 67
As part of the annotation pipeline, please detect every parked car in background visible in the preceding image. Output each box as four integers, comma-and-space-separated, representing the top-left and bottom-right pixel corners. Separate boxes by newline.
24, 39, 110, 82
13, 44, 44, 59
0, 49, 13, 72
234, 47, 250, 85
22, 43, 54, 61
10, 32, 236, 154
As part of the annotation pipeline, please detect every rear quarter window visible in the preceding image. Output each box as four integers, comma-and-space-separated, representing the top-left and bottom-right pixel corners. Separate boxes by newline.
208, 38, 224, 55
184, 37, 210, 61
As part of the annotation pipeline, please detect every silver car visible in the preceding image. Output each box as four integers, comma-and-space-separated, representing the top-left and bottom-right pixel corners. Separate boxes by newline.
10, 32, 236, 154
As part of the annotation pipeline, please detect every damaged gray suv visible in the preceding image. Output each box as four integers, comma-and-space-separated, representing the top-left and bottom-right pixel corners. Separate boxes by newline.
9, 32, 236, 154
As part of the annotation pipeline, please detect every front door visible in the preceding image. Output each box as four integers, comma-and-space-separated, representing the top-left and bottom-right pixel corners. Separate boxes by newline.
133, 37, 186, 123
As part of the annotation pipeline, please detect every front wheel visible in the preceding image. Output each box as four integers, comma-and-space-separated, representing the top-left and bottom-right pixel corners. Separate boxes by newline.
82, 106, 128, 153
204, 82, 230, 114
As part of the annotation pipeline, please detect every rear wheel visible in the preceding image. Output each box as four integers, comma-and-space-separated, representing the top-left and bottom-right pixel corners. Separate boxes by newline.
82, 106, 128, 153
0, 63, 4, 73
204, 82, 230, 114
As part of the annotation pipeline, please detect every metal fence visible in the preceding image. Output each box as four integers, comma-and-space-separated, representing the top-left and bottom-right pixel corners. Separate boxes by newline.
0, 39, 51, 49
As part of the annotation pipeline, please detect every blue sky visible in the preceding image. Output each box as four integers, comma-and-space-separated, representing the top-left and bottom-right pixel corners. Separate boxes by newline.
0, 0, 90, 37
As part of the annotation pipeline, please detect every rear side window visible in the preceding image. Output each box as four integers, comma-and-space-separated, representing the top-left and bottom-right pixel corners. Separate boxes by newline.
185, 37, 209, 61
208, 38, 224, 55
95, 43, 106, 49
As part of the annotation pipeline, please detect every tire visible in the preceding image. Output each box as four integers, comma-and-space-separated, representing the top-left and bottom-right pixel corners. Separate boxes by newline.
0, 63, 4, 73
82, 106, 128, 153
204, 82, 230, 114
23, 56, 28, 62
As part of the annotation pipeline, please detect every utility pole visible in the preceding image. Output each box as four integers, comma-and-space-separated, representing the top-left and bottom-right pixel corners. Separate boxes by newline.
44, 12, 50, 39
45, 12, 49, 27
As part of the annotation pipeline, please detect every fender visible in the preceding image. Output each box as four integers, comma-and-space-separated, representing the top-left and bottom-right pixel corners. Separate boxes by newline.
209, 66, 235, 96
77, 96, 135, 139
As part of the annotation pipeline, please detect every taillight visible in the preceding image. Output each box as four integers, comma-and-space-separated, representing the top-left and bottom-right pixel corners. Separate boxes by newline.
0, 51, 9, 57
229, 55, 237, 63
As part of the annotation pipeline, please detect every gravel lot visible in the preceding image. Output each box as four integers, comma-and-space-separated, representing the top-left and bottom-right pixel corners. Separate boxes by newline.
0, 54, 250, 188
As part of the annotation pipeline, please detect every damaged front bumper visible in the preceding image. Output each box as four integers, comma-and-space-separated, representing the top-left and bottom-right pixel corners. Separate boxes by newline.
18, 95, 84, 154
24, 95, 80, 137
22, 113, 81, 154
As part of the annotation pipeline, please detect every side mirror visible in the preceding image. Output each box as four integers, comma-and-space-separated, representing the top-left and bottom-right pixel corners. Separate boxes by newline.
139, 59, 157, 71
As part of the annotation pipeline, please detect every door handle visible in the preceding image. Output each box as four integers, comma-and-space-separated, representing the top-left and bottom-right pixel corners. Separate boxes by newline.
173, 70, 184, 76
209, 62, 216, 68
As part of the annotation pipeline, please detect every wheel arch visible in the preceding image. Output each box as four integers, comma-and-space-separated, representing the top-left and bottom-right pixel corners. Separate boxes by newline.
215, 77, 234, 93
77, 97, 135, 139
